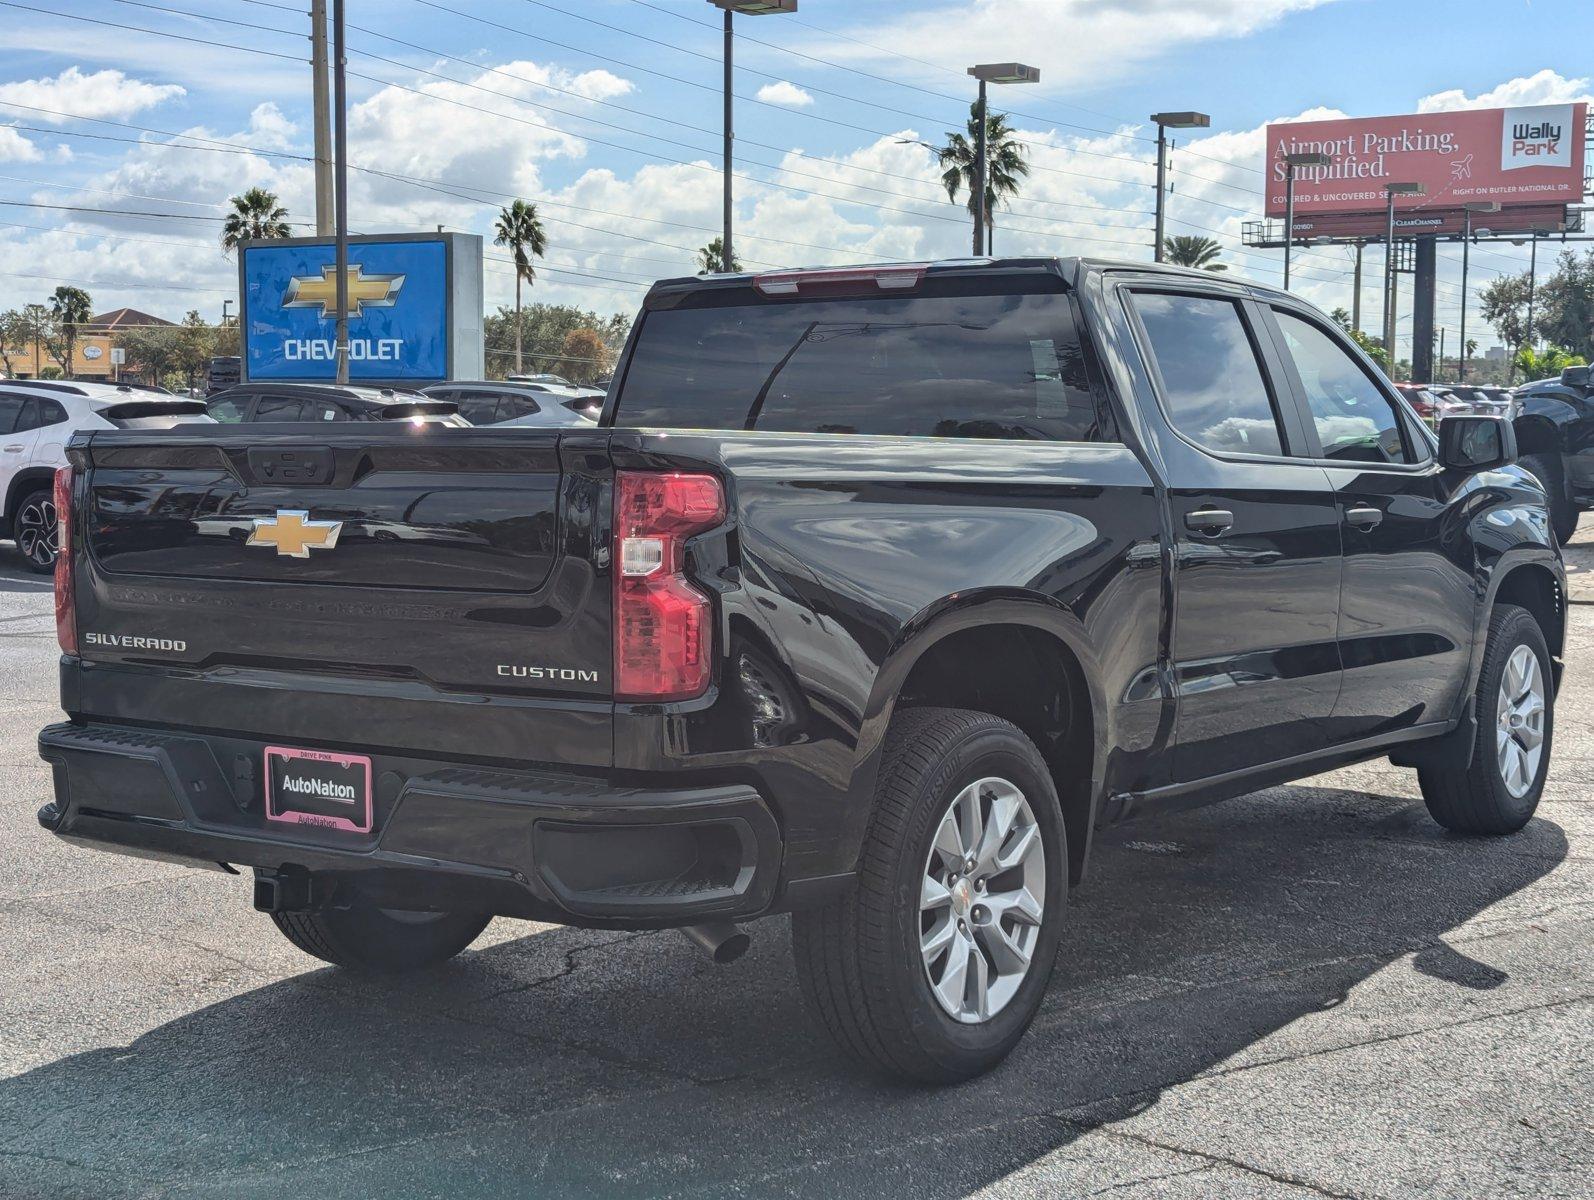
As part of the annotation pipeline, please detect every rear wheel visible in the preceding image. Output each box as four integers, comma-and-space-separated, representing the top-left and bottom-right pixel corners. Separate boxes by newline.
1418, 603, 1553, 834
13, 487, 58, 574
792, 707, 1067, 1083
1518, 453, 1577, 543
272, 898, 490, 972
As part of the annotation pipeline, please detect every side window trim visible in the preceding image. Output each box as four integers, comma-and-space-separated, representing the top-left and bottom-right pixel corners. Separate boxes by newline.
1258, 304, 1431, 469
1121, 284, 1307, 466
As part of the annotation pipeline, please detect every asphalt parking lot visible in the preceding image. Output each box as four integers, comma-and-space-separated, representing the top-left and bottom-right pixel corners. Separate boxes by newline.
1, 535, 1589, 1200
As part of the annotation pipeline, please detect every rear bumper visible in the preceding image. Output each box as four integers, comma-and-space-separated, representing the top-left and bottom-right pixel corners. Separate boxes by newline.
38, 721, 782, 928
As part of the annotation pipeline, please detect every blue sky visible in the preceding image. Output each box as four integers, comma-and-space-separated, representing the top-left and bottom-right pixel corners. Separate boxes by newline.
0, 0, 1589, 362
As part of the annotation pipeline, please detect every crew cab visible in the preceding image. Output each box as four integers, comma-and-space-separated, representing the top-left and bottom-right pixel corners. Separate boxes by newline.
38, 259, 1563, 1082
204, 382, 466, 426
1511, 365, 1593, 541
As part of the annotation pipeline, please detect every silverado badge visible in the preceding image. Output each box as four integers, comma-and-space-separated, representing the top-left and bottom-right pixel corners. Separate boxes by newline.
247, 510, 344, 558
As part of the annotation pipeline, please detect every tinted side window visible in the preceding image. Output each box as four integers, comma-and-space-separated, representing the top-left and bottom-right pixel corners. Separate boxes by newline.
40, 400, 67, 427
254, 396, 304, 422
1132, 292, 1286, 457
505, 394, 541, 417
302, 398, 347, 422
1274, 311, 1410, 465
455, 392, 503, 424
614, 289, 1113, 442
207, 395, 251, 423
0, 396, 22, 435
12, 398, 41, 432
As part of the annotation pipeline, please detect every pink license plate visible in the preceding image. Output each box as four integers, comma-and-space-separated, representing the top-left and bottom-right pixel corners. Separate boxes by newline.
264, 746, 373, 833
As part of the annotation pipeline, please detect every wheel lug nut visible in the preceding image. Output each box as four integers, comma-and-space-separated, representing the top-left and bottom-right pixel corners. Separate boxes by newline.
957, 920, 967, 933
975, 879, 986, 892
965, 858, 976, 873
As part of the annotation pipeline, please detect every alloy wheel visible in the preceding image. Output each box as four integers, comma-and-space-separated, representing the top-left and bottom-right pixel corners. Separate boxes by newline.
1496, 644, 1546, 798
919, 776, 1046, 1024
16, 497, 58, 569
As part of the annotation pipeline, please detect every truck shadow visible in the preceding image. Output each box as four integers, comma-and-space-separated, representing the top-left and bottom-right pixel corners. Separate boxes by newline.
0, 783, 1568, 1198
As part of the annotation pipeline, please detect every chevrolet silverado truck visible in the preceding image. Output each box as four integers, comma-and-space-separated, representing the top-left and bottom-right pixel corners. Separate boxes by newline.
1511, 364, 1594, 542
38, 258, 1563, 1083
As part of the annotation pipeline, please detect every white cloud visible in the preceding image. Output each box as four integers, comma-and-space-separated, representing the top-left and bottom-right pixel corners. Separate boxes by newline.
0, 127, 42, 162
797, 0, 1342, 91
1418, 69, 1594, 112
0, 66, 184, 123
756, 82, 814, 108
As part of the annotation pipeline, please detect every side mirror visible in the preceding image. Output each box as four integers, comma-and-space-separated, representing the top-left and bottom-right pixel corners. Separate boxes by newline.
1439, 414, 1517, 472
1561, 365, 1591, 388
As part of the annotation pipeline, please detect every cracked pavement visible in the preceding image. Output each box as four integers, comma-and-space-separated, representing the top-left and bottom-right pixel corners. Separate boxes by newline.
1, 529, 1590, 1200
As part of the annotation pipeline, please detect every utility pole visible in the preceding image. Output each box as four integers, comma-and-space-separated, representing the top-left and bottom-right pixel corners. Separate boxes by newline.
1458, 202, 1498, 384
1381, 182, 1424, 380
332, 0, 349, 385
310, 0, 334, 237
1149, 112, 1209, 264
972, 76, 988, 256
721, 6, 733, 271
1351, 241, 1363, 333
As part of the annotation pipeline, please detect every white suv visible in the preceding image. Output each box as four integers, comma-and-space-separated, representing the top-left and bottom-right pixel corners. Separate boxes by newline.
2, 380, 211, 573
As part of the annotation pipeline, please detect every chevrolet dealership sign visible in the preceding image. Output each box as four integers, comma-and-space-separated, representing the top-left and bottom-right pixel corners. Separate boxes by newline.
239, 232, 483, 384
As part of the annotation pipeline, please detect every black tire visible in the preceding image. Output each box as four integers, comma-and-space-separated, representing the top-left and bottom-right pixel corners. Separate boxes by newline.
1518, 453, 1577, 543
1418, 603, 1553, 835
12, 486, 59, 574
792, 707, 1067, 1083
272, 898, 490, 972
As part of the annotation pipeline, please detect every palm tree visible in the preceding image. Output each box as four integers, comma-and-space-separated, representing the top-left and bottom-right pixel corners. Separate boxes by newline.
49, 286, 92, 376
220, 188, 291, 255
697, 237, 741, 274
937, 103, 1030, 254
494, 199, 548, 373
1163, 235, 1226, 272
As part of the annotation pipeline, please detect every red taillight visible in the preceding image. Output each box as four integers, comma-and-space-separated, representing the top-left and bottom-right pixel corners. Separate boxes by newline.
614, 471, 725, 701
53, 465, 76, 656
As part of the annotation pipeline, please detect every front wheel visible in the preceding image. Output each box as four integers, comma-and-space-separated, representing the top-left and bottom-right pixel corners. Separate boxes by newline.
13, 487, 59, 574
272, 897, 490, 972
1418, 603, 1553, 834
792, 707, 1067, 1083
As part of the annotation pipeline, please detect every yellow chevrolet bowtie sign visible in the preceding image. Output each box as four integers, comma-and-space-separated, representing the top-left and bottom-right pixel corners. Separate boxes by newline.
283, 265, 406, 320
247, 511, 344, 558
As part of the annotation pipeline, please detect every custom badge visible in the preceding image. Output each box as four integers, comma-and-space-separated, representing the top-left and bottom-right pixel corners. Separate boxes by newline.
247, 510, 344, 558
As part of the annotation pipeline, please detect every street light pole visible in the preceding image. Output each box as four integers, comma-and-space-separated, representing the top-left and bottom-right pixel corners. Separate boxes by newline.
332, 0, 349, 385
1282, 151, 1330, 290
1149, 111, 1210, 263
1381, 181, 1424, 380
1458, 202, 1498, 384
1526, 231, 1542, 352
965, 64, 1039, 257
708, 2, 798, 274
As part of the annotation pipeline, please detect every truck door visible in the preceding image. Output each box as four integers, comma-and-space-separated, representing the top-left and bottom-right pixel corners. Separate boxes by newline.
1123, 286, 1344, 784
1259, 303, 1473, 739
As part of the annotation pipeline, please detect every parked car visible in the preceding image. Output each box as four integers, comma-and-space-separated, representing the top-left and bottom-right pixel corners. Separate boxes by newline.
1, 379, 210, 573
39, 258, 1562, 1084
1394, 382, 1469, 428
421, 381, 595, 428
206, 356, 241, 395
1507, 366, 1593, 542
204, 382, 467, 426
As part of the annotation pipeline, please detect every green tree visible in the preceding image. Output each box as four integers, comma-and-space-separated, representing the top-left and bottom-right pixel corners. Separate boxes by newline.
1479, 273, 1536, 358
20, 303, 54, 376
1514, 344, 1588, 383
493, 199, 548, 373
221, 187, 291, 255
483, 303, 630, 380
49, 285, 93, 376
557, 327, 614, 385
115, 323, 182, 387
697, 237, 741, 274
938, 103, 1030, 254
0, 308, 33, 376
1535, 249, 1594, 362
174, 311, 217, 391
1330, 306, 1388, 369
1163, 235, 1226, 272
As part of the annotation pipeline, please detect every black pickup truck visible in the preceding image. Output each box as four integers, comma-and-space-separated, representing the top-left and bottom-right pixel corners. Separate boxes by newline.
1511, 364, 1594, 542
38, 258, 1563, 1083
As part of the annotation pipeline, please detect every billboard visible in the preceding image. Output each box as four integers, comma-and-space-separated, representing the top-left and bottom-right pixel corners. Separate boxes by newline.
1265, 103, 1587, 219
240, 232, 483, 384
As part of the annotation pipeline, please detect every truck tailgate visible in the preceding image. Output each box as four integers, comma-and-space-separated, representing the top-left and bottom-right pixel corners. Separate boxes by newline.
66, 426, 614, 760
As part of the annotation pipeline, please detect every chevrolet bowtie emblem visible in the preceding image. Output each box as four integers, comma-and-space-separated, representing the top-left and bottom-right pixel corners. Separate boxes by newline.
284, 265, 406, 320
247, 510, 344, 558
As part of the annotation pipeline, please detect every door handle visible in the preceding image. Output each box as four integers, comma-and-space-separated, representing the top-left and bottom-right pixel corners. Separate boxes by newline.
1345, 505, 1384, 529
1184, 508, 1235, 535
2, 445, 22, 453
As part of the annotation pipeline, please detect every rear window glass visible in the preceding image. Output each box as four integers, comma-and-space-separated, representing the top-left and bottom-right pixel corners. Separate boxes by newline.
613, 289, 1114, 442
